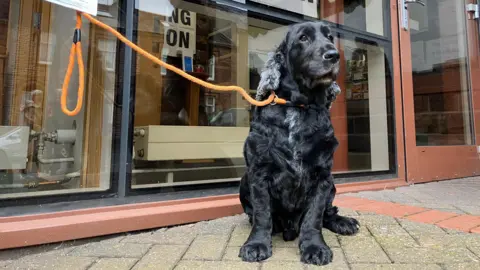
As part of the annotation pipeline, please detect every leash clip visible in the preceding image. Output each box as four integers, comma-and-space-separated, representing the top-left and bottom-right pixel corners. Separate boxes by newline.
270, 94, 278, 106
73, 29, 81, 44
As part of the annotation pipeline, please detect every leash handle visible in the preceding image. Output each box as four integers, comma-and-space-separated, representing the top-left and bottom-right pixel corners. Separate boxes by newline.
61, 12, 85, 116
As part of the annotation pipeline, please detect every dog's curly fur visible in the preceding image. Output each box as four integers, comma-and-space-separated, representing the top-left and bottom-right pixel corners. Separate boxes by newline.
239, 22, 359, 265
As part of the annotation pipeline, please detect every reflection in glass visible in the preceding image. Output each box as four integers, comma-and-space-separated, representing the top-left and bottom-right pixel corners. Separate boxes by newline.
409, 0, 473, 146
131, 0, 395, 189
0, 1, 117, 198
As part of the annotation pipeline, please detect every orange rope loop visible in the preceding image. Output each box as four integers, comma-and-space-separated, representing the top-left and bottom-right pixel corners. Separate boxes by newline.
61, 11, 285, 117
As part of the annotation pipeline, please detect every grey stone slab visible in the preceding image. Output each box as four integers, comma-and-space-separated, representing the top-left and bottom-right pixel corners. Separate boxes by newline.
272, 234, 298, 248
89, 258, 138, 270
69, 242, 151, 258
0, 244, 77, 261
385, 247, 477, 264
378, 191, 420, 204
350, 264, 442, 270
341, 235, 391, 263
454, 205, 480, 215
183, 234, 229, 260
175, 260, 260, 270
7, 255, 95, 270
122, 225, 196, 245
304, 248, 349, 270
133, 245, 187, 270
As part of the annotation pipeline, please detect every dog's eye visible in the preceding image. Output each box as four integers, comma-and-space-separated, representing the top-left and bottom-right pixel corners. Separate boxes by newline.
299, 35, 308, 42
328, 34, 334, 42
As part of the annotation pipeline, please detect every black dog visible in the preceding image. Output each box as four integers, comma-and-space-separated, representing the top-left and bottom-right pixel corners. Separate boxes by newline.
239, 22, 359, 265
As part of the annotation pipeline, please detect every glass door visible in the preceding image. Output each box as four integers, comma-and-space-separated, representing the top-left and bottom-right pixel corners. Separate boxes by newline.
399, 0, 480, 182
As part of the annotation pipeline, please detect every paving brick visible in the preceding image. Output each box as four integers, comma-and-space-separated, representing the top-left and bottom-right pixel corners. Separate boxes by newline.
399, 220, 447, 236
194, 216, 239, 235
133, 245, 187, 270
272, 235, 299, 248
69, 242, 151, 258
304, 248, 349, 270
333, 197, 376, 208
443, 263, 480, 270
228, 225, 251, 247
341, 235, 391, 263
355, 215, 398, 226
183, 234, 229, 260
7, 255, 95, 270
367, 224, 419, 248
350, 264, 442, 270
223, 247, 242, 261
175, 260, 259, 270
406, 210, 459, 224
89, 258, 138, 270
268, 248, 299, 261
323, 230, 340, 248
0, 260, 11, 268
384, 247, 476, 264
122, 225, 196, 245
354, 201, 427, 218
469, 246, 480, 257
436, 215, 480, 232
338, 207, 359, 217
415, 233, 480, 248
262, 261, 304, 270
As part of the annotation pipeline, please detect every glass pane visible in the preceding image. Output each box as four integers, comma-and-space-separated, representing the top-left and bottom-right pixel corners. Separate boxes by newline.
0, 0, 118, 198
409, 0, 473, 146
250, 0, 389, 36
132, 0, 395, 189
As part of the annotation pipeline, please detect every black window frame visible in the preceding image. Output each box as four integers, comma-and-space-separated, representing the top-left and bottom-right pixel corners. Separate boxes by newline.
0, 0, 397, 212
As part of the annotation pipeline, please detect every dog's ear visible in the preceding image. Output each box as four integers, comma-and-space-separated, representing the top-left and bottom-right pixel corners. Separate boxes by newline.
255, 41, 286, 101
326, 81, 341, 110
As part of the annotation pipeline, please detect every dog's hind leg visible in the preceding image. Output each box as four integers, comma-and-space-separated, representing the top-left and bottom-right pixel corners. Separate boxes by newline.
322, 182, 360, 236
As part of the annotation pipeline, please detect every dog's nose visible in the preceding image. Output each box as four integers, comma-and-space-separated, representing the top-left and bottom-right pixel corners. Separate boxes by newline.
323, 50, 340, 62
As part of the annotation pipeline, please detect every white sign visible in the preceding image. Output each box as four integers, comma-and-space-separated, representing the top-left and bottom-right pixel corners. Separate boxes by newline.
250, 0, 318, 18
137, 0, 175, 17
45, 0, 98, 15
163, 8, 196, 58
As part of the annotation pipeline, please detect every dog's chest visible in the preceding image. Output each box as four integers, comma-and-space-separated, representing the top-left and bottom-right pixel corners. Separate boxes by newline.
284, 108, 336, 166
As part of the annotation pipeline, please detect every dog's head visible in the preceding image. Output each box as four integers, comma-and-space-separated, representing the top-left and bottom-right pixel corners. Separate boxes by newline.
256, 22, 340, 106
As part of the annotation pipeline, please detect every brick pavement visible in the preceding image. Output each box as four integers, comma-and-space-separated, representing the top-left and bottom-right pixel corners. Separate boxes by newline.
1, 178, 480, 269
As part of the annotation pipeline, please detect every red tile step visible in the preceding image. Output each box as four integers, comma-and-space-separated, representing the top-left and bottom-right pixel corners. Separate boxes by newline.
336, 196, 480, 234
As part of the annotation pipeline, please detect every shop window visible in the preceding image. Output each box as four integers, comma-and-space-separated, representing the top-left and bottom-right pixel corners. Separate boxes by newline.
0, 1, 118, 198
250, 0, 389, 37
131, 0, 395, 190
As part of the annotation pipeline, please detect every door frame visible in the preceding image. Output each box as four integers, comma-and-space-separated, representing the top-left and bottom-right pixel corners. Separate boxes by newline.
397, 0, 480, 183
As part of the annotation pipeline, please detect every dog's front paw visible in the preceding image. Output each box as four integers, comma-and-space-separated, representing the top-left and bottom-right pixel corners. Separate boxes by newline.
300, 244, 333, 265
324, 215, 360, 236
239, 242, 272, 262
